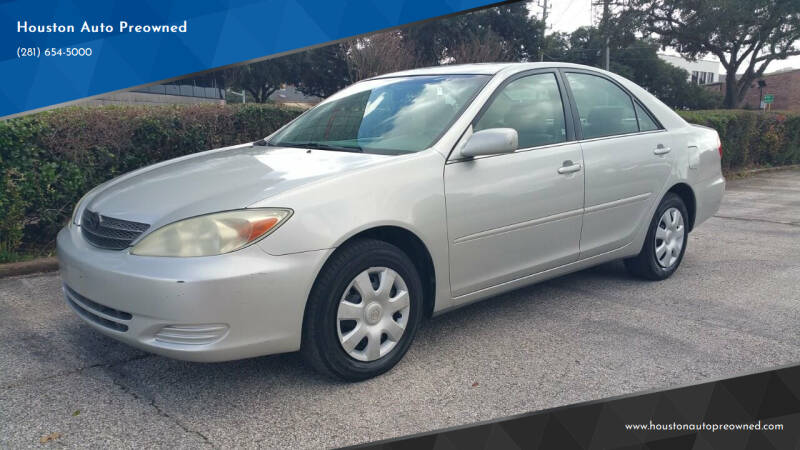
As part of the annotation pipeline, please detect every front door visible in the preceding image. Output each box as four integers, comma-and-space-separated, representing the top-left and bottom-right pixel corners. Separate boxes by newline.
444, 71, 585, 297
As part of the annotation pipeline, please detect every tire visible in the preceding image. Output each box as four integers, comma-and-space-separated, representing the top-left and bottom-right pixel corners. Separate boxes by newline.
301, 238, 423, 381
624, 193, 689, 281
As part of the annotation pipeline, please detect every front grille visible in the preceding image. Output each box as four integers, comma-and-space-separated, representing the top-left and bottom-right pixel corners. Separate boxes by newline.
64, 285, 132, 332
81, 210, 149, 250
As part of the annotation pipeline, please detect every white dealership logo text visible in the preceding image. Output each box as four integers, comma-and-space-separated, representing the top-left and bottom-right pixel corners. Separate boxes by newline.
17, 20, 188, 33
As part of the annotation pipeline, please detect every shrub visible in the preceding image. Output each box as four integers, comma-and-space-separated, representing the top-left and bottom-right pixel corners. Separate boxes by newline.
1, 105, 798, 262
678, 110, 800, 172
0, 104, 302, 257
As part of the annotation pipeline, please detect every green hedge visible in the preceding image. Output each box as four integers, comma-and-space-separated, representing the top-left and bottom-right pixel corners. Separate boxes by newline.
1, 106, 798, 263
0, 104, 302, 261
678, 110, 800, 172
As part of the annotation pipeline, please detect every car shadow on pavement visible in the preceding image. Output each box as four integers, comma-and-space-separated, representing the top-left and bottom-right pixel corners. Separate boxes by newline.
70, 260, 627, 391
21, 256, 634, 447
44, 258, 669, 445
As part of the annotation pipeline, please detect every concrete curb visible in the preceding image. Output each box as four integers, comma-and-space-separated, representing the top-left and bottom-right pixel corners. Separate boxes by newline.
726, 164, 800, 178
0, 257, 59, 278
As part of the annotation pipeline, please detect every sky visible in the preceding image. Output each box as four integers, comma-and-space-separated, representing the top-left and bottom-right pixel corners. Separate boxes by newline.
537, 0, 800, 74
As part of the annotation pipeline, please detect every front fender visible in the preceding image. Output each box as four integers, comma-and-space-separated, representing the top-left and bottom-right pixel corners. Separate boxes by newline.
252, 150, 452, 312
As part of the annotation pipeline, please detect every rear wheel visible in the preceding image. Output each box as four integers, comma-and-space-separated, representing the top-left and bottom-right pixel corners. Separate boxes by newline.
624, 193, 688, 280
301, 239, 423, 381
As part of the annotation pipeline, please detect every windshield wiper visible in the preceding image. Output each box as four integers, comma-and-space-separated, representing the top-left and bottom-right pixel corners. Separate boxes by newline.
275, 142, 363, 153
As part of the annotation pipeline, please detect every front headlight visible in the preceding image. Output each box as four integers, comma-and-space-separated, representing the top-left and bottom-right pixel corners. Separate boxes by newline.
130, 208, 292, 257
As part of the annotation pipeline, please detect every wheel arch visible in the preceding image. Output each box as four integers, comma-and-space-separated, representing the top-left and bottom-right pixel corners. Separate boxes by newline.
314, 225, 437, 319
666, 182, 697, 232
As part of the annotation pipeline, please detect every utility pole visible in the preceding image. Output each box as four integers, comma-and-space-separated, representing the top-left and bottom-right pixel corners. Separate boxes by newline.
537, 0, 549, 62
591, 0, 613, 70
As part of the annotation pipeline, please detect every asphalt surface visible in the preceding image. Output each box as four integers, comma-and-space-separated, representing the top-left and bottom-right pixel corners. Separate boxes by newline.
2, 169, 799, 449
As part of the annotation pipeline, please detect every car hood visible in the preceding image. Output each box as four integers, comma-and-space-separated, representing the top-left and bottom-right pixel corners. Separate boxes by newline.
87, 144, 390, 227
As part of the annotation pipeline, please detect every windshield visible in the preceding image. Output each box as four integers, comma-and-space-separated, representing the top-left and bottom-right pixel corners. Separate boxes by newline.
268, 75, 489, 155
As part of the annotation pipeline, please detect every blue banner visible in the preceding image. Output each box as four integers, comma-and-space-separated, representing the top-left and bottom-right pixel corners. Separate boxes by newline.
1, 0, 499, 118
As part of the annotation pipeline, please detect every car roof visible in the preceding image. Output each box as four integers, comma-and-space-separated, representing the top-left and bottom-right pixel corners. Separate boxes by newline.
369, 62, 605, 79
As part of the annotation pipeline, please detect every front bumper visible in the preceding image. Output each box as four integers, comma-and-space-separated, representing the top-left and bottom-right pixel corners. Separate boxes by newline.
57, 225, 331, 362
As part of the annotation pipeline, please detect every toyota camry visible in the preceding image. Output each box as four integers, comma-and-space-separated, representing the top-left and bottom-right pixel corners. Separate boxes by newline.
58, 63, 725, 380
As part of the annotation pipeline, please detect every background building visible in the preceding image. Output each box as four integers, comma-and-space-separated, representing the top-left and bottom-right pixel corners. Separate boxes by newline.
658, 54, 722, 85
79, 81, 225, 106
268, 85, 321, 108
703, 68, 800, 111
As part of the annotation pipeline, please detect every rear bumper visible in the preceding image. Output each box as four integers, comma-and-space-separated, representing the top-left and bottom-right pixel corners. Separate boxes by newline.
57, 225, 331, 362
694, 175, 725, 228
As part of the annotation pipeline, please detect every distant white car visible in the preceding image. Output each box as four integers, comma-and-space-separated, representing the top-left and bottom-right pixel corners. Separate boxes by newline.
58, 63, 725, 380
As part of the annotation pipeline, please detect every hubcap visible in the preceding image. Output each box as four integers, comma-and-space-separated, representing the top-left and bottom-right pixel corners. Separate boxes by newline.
336, 267, 411, 362
655, 207, 685, 268
365, 303, 382, 325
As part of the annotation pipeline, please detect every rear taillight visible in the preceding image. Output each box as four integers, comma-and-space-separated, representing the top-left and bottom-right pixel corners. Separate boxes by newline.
717, 138, 723, 159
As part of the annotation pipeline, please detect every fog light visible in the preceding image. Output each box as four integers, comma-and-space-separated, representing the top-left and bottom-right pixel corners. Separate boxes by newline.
154, 324, 229, 345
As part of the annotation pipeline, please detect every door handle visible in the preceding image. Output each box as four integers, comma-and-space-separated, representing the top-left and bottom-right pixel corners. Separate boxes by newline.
653, 145, 671, 155
558, 161, 582, 174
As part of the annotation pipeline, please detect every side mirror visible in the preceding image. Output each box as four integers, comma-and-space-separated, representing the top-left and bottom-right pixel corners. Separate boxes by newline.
461, 128, 519, 158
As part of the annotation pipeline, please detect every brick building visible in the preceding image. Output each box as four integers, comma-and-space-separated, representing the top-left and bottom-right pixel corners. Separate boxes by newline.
703, 68, 800, 111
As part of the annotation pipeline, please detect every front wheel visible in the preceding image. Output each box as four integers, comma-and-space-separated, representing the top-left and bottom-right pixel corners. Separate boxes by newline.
301, 239, 423, 381
624, 193, 689, 280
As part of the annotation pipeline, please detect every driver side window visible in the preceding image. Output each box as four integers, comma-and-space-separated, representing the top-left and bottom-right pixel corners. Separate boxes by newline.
474, 73, 567, 149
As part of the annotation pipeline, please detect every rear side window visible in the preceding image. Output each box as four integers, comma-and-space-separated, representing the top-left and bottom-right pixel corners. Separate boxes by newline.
635, 102, 660, 132
566, 73, 638, 139
474, 73, 567, 149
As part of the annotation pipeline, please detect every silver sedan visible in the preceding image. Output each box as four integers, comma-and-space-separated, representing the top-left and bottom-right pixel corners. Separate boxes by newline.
57, 63, 725, 380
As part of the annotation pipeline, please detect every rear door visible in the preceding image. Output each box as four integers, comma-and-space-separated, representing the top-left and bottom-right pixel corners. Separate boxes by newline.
562, 70, 674, 259
444, 70, 585, 297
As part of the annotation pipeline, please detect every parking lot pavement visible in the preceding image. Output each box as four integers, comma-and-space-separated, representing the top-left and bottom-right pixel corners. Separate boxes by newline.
1, 169, 799, 449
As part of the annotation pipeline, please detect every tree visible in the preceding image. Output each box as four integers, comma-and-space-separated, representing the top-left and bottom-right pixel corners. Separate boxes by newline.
540, 32, 570, 62
627, 0, 800, 108
403, 2, 543, 65
592, 0, 647, 69
447, 29, 517, 64
290, 3, 546, 97
559, 26, 721, 109
227, 2, 551, 101
478, 3, 544, 61
345, 31, 419, 81
226, 58, 294, 103
290, 44, 352, 98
